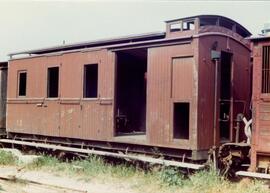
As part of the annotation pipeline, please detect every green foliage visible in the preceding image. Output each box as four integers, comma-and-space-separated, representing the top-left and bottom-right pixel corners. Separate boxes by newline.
0, 150, 17, 165
4, 152, 268, 193
110, 162, 137, 178
71, 155, 137, 178
159, 167, 185, 186
188, 168, 225, 190
27, 155, 60, 169
243, 180, 268, 193
71, 155, 107, 176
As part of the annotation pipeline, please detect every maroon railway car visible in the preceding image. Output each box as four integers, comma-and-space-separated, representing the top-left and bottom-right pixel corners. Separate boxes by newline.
250, 34, 270, 173
0, 61, 7, 136
6, 15, 252, 160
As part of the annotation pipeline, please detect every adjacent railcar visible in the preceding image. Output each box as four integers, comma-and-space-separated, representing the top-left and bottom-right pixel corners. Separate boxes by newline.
0, 61, 7, 137
250, 35, 270, 173
6, 15, 252, 160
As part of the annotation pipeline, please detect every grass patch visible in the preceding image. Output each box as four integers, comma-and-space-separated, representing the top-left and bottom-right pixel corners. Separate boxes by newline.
26, 155, 138, 180
189, 168, 225, 190
158, 167, 185, 186
7, 153, 269, 193
0, 150, 17, 165
27, 155, 60, 169
71, 156, 108, 176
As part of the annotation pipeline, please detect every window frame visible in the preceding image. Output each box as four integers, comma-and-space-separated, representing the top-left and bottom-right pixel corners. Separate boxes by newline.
83, 63, 98, 99
261, 45, 270, 94
47, 66, 60, 98
172, 102, 190, 140
17, 70, 27, 97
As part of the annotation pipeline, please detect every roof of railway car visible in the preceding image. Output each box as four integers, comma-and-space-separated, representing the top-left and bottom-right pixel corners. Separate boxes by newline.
8, 32, 166, 57
8, 15, 251, 57
166, 14, 251, 37
249, 35, 270, 41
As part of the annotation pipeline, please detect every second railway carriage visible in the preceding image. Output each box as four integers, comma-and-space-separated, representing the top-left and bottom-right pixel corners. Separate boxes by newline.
0, 61, 7, 137
6, 15, 252, 160
250, 34, 270, 173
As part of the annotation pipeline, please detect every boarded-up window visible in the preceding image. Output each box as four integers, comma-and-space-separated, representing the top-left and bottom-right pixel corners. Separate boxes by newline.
84, 64, 98, 98
173, 102, 190, 139
262, 46, 270, 93
171, 57, 194, 99
47, 67, 59, 98
18, 71, 27, 96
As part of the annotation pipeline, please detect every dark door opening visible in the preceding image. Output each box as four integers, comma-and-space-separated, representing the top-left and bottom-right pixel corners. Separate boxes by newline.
219, 51, 232, 141
115, 48, 147, 136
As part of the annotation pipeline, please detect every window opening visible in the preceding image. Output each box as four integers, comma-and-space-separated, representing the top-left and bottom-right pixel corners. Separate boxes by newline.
262, 46, 270, 93
84, 64, 98, 98
47, 67, 59, 98
170, 23, 181, 32
18, 71, 27, 96
173, 102, 190, 139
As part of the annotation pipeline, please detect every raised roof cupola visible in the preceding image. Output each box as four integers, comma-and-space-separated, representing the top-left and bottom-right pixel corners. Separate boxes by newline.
165, 15, 251, 39
165, 17, 199, 38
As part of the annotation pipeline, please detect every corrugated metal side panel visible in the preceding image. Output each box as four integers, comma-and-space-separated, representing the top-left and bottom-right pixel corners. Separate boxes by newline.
99, 50, 115, 98
7, 49, 115, 141
232, 43, 252, 145
7, 103, 42, 134
171, 56, 197, 148
147, 47, 167, 145
81, 101, 113, 140
251, 40, 270, 170
58, 50, 114, 139
197, 36, 224, 149
7, 56, 47, 134
80, 50, 114, 140
197, 35, 251, 149
172, 57, 194, 99
43, 56, 61, 136
7, 57, 46, 98
252, 43, 263, 101
61, 52, 83, 98
60, 103, 81, 138
251, 101, 270, 170
41, 101, 60, 136
257, 103, 270, 152
147, 44, 196, 148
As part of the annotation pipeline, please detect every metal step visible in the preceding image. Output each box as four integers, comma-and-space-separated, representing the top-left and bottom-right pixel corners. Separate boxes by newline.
236, 171, 270, 180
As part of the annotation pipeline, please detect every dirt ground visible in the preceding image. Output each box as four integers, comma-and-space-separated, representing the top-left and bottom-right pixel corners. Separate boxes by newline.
0, 166, 136, 193
0, 180, 73, 193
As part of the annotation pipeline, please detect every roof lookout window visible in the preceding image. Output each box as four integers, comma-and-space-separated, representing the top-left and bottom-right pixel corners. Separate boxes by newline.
220, 19, 234, 31
183, 20, 195, 31
170, 23, 181, 32
200, 17, 218, 26
169, 19, 195, 33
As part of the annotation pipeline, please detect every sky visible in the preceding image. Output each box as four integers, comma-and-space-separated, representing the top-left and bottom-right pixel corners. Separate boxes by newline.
0, 0, 270, 61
